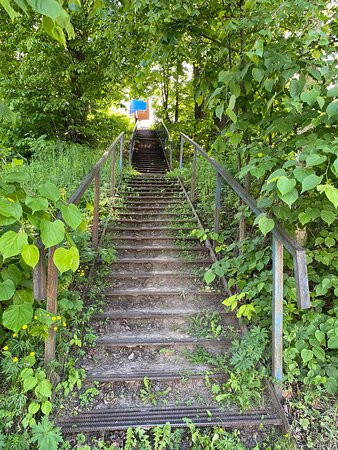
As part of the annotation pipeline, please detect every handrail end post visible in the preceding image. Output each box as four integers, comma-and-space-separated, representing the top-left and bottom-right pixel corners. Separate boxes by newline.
272, 235, 283, 383
179, 135, 184, 170
294, 250, 311, 310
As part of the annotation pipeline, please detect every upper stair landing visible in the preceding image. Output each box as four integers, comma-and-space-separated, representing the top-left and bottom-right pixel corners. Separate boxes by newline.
132, 129, 168, 174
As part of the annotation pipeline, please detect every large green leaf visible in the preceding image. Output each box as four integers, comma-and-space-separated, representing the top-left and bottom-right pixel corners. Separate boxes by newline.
317, 185, 338, 209
258, 214, 275, 236
306, 154, 327, 167
2, 303, 33, 332
279, 188, 299, 207
53, 247, 79, 273
60, 204, 83, 230
0, 279, 15, 301
252, 68, 264, 83
301, 348, 313, 363
320, 210, 336, 225
301, 174, 323, 193
328, 336, 338, 349
22, 244, 40, 268
39, 182, 60, 203
0, 0, 19, 20
25, 196, 48, 214
326, 100, 338, 118
13, 289, 34, 305
40, 220, 65, 248
0, 231, 28, 259
276, 176, 296, 196
26, 0, 69, 24
0, 199, 22, 220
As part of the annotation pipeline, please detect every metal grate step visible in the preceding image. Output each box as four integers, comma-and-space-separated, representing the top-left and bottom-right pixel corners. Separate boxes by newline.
58, 406, 282, 432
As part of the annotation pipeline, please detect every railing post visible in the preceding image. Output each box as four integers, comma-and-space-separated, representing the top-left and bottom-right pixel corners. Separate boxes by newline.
169, 140, 173, 170
33, 247, 46, 300
110, 145, 116, 197
191, 146, 197, 202
119, 135, 123, 175
92, 169, 100, 248
129, 137, 133, 165
272, 235, 284, 383
44, 246, 58, 366
179, 135, 184, 170
214, 171, 221, 235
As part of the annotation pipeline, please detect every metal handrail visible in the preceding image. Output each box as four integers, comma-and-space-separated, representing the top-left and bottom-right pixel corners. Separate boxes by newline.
179, 132, 311, 383
33, 133, 125, 365
129, 120, 138, 164
156, 119, 173, 170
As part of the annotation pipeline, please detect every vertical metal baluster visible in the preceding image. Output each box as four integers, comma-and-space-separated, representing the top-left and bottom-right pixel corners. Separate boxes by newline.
191, 146, 197, 202
214, 171, 221, 236
272, 235, 284, 383
170, 140, 173, 170
119, 136, 123, 175
129, 137, 133, 165
179, 135, 184, 170
110, 145, 116, 197
92, 169, 100, 248
44, 247, 58, 365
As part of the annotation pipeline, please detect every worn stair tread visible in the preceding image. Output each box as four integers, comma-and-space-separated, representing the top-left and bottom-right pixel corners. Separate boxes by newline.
85, 366, 226, 382
118, 213, 195, 217
108, 271, 199, 278
124, 200, 182, 205
117, 218, 196, 223
111, 235, 197, 240
92, 308, 227, 319
111, 257, 209, 263
59, 406, 282, 432
104, 288, 223, 296
109, 227, 196, 232
114, 246, 209, 252
96, 334, 230, 347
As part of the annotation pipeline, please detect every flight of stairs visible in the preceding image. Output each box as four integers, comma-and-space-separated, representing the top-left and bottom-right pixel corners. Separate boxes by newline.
58, 129, 284, 434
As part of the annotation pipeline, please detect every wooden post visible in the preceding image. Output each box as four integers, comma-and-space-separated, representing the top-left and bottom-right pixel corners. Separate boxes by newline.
179, 135, 184, 170
44, 246, 58, 365
191, 147, 197, 203
272, 235, 283, 383
214, 172, 221, 235
92, 169, 100, 248
110, 145, 116, 197
33, 247, 46, 300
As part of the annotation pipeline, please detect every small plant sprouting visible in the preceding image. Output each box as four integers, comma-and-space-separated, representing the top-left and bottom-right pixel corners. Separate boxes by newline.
140, 377, 171, 406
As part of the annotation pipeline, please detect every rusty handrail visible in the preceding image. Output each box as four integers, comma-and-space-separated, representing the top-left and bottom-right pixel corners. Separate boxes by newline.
33, 132, 125, 365
129, 120, 138, 164
179, 131, 311, 383
156, 119, 173, 170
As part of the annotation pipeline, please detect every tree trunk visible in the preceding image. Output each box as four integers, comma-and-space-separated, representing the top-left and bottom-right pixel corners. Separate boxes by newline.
174, 68, 179, 122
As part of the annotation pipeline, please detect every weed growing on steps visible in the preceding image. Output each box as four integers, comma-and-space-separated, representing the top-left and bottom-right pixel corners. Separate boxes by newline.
182, 327, 268, 410
63, 420, 291, 449
188, 311, 229, 338
140, 376, 171, 406
79, 385, 100, 408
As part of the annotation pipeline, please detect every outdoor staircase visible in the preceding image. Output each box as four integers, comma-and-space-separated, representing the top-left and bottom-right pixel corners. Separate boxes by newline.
58, 129, 285, 434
